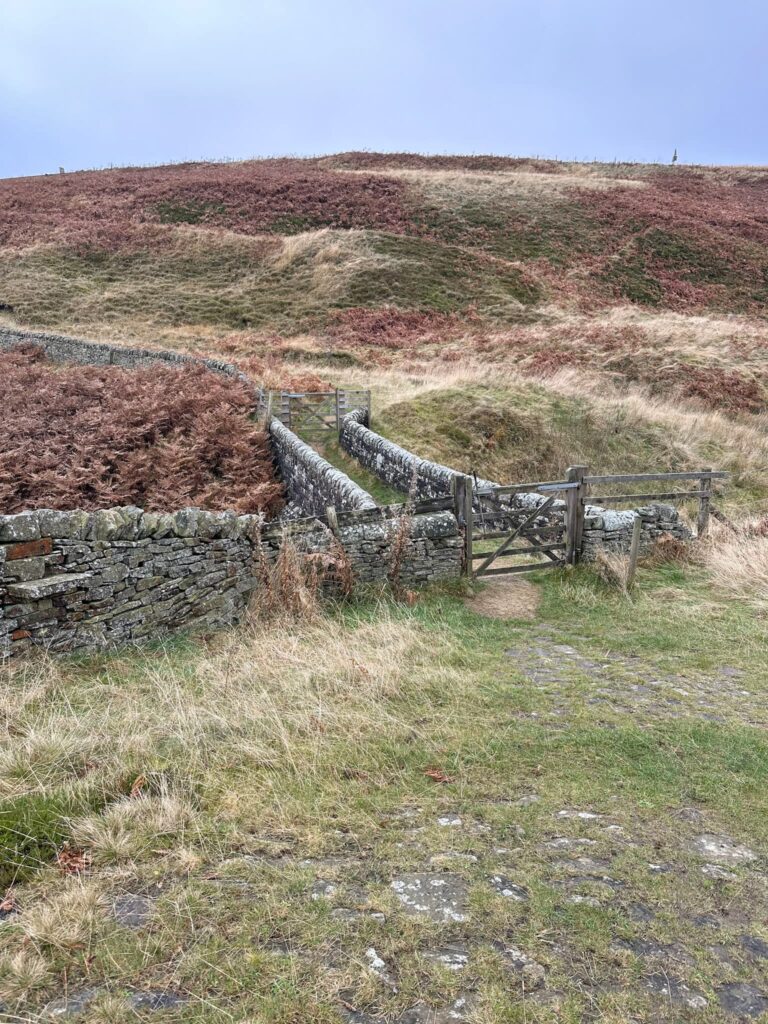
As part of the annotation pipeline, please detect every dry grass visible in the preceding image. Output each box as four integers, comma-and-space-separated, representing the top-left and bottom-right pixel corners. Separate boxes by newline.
18, 879, 102, 950
333, 357, 768, 511
268, 228, 394, 302
71, 793, 198, 866
0, 610, 457, 869
704, 519, 768, 606
2, 575, 768, 1019
0, 949, 50, 1003
342, 165, 649, 201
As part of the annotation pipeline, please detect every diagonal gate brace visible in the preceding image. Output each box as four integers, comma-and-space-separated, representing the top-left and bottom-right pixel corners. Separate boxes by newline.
473, 495, 556, 576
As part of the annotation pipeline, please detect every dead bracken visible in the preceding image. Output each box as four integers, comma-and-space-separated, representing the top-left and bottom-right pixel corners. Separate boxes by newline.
0, 347, 283, 515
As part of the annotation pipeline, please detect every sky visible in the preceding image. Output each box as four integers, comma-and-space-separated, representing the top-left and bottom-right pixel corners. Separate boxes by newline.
2, 0, 766, 179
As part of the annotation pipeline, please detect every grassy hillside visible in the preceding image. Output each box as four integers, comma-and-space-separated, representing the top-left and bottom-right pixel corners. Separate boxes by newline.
3, 570, 768, 1021
1, 154, 766, 421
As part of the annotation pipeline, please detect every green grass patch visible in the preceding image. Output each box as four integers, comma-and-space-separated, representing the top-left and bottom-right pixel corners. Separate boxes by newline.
377, 383, 693, 484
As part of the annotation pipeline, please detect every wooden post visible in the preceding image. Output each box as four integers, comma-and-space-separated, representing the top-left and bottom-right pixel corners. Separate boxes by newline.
697, 466, 712, 538
626, 514, 642, 590
453, 475, 473, 576
335, 389, 341, 434
565, 465, 588, 565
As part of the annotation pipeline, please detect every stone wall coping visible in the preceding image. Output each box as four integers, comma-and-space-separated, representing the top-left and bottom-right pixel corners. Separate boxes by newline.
0, 500, 448, 548
268, 416, 377, 513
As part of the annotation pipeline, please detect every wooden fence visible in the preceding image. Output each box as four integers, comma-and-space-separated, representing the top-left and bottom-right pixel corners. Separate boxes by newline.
453, 467, 727, 578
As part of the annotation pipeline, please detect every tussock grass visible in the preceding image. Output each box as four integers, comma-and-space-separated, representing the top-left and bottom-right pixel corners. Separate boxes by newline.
704, 520, 768, 605
0, 949, 50, 1003
18, 878, 102, 950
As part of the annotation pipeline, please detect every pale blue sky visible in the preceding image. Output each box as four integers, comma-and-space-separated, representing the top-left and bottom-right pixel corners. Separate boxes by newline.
2, 0, 766, 179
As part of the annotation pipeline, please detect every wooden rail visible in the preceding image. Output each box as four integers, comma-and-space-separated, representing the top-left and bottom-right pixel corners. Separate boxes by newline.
586, 490, 709, 504
583, 471, 727, 485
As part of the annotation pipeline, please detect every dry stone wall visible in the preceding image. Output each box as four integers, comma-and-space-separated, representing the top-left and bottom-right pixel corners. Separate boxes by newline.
340, 410, 691, 556
0, 505, 461, 659
0, 327, 692, 659
340, 409, 496, 498
0, 326, 249, 383
0, 328, 404, 659
269, 418, 377, 515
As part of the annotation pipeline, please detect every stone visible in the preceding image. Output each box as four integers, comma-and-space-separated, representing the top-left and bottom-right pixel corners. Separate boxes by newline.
4, 555, 47, 581
421, 945, 470, 971
710, 944, 742, 970
87, 509, 127, 541
643, 973, 707, 1009
398, 995, 477, 1023
37, 509, 91, 540
543, 836, 598, 850
567, 894, 601, 907
365, 947, 397, 990
0, 512, 40, 543
556, 809, 602, 820
45, 988, 101, 1017
717, 983, 768, 1018
126, 990, 189, 1011
689, 834, 757, 864
497, 944, 546, 989
488, 875, 529, 901
702, 863, 738, 881
612, 938, 690, 962
437, 814, 462, 827
171, 508, 201, 537
390, 873, 468, 923
111, 893, 154, 928
740, 934, 768, 959
310, 880, 338, 900
627, 903, 655, 922
6, 573, 92, 601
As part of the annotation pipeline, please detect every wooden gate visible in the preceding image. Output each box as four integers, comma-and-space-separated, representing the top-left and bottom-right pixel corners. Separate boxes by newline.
454, 475, 579, 578
260, 389, 371, 437
454, 466, 728, 578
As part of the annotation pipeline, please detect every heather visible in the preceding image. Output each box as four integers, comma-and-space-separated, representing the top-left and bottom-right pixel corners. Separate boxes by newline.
2, 156, 768, 319
0, 160, 412, 252
0, 348, 282, 515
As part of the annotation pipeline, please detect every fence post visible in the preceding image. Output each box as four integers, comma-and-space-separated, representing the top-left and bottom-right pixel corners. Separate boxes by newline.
626, 514, 643, 590
453, 475, 474, 576
697, 466, 712, 538
565, 465, 588, 565
335, 389, 341, 434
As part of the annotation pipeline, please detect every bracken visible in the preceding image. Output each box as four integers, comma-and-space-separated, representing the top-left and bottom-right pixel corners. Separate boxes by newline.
0, 347, 283, 515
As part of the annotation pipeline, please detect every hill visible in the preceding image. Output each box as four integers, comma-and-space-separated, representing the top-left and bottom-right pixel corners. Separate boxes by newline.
1, 154, 766, 415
